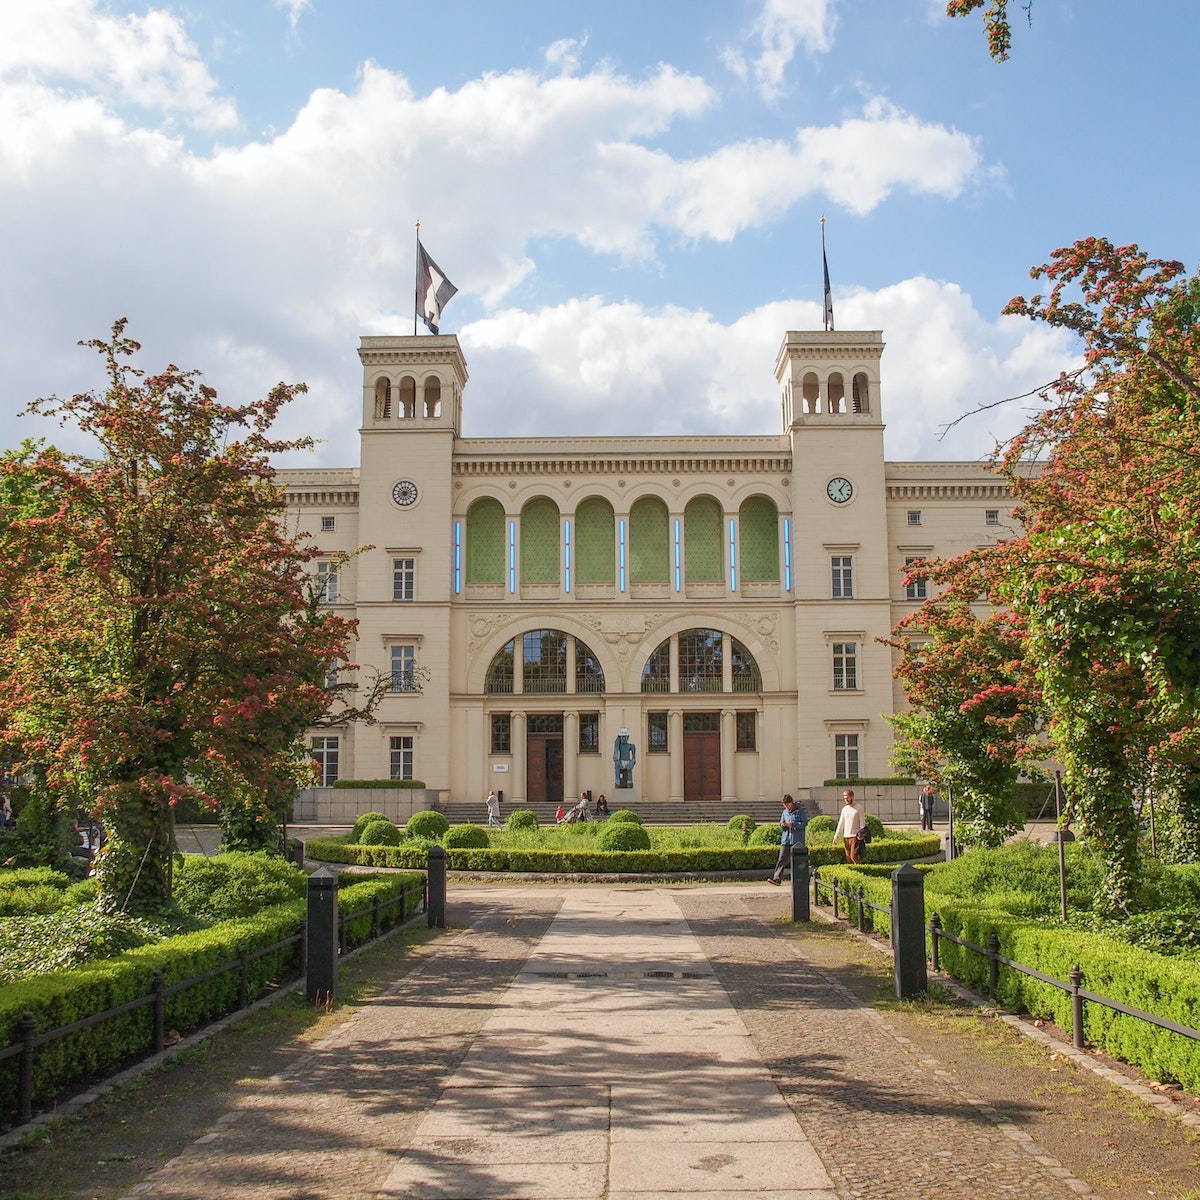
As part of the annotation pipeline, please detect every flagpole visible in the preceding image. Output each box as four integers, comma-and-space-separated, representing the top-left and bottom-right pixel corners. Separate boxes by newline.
414, 220, 420, 336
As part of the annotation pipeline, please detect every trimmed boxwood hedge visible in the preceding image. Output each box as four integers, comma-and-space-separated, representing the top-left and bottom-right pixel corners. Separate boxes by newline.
0, 872, 424, 1125
595, 822, 651, 851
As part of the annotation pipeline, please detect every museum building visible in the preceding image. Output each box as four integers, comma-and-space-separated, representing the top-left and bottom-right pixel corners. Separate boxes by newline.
279, 327, 1013, 811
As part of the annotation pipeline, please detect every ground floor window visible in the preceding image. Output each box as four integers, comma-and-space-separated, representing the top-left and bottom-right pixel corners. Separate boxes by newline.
647, 711, 668, 752
390, 735, 414, 781
736, 711, 757, 751
579, 712, 599, 753
834, 734, 860, 779
311, 736, 339, 786
491, 713, 511, 754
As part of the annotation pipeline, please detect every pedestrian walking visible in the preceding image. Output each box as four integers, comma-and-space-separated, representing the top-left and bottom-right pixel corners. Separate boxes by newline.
485, 789, 501, 829
919, 783, 937, 831
832, 789, 865, 863
768, 794, 807, 885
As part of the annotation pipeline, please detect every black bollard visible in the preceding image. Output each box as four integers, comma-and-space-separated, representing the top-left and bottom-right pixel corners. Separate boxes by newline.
427, 845, 446, 929
306, 866, 339, 1004
790, 843, 810, 921
891, 862, 928, 998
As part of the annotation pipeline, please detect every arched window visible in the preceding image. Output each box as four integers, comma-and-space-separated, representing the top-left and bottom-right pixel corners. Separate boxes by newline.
679, 628, 723, 691
576, 639, 606, 693
466, 498, 504, 584
739, 496, 779, 582
802, 372, 820, 414
575, 496, 615, 583
852, 373, 870, 414
731, 638, 762, 691
630, 496, 669, 583
485, 639, 514, 693
373, 378, 391, 420
828, 372, 846, 414
423, 376, 442, 418
523, 629, 567, 693
520, 497, 560, 584
641, 639, 670, 693
684, 496, 723, 582
398, 375, 416, 419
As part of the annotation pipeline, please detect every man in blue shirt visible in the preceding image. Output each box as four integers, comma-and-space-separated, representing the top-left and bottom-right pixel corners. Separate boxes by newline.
768, 794, 806, 885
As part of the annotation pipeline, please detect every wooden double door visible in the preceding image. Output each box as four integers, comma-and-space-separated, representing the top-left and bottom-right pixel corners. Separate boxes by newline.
683, 712, 720, 801
526, 715, 564, 805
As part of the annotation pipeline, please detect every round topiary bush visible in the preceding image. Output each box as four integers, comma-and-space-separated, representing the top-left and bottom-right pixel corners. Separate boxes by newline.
863, 813, 886, 841
444, 823, 490, 849
608, 809, 642, 825
595, 821, 651, 851
404, 810, 450, 840
806, 815, 837, 841
749, 823, 782, 846
505, 808, 539, 831
358, 818, 402, 846
727, 813, 756, 832
351, 811, 391, 842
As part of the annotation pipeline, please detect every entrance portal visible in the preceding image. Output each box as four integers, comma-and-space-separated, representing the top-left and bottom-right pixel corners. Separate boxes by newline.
683, 712, 720, 801
526, 714, 564, 804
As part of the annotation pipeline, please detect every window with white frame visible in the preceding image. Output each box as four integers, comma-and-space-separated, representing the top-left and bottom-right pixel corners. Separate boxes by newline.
390, 644, 417, 692
310, 736, 339, 785
906, 510, 922, 526
904, 556, 928, 601
321, 516, 335, 532
831, 555, 853, 598
389, 735, 414, 780
315, 560, 338, 603
393, 557, 415, 602
834, 733, 859, 778
832, 642, 858, 690
985, 509, 1000, 526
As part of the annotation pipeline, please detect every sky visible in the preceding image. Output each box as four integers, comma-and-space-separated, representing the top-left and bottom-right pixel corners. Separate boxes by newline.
2, 0, 1196, 469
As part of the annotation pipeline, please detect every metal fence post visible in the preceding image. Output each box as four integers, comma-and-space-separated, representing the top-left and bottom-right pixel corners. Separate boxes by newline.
790, 843, 810, 921
929, 912, 941, 974
152, 971, 166, 1052
17, 1011, 36, 1126
1070, 964, 1085, 1049
306, 865, 340, 1004
891, 863, 928, 998
987, 932, 1000, 997
856, 886, 868, 933
427, 845, 446, 929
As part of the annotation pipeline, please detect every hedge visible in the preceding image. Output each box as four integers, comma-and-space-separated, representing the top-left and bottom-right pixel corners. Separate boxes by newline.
812, 863, 1200, 1091
0, 872, 423, 1124
332, 779, 427, 789
304, 833, 940, 874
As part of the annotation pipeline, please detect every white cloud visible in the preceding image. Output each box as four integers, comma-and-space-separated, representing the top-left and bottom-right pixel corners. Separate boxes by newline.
0, 0, 236, 131
275, 0, 313, 35
724, 0, 837, 101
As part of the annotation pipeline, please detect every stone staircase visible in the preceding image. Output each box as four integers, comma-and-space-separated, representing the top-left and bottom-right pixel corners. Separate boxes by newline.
432, 798, 808, 827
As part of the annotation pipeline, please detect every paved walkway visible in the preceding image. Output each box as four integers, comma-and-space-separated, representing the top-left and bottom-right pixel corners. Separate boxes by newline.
125, 884, 1097, 1199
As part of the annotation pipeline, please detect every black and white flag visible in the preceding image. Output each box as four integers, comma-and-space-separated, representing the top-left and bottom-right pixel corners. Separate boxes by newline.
416, 241, 457, 334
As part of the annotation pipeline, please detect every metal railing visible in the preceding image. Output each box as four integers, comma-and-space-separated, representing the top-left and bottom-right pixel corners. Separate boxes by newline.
1, 879, 426, 1129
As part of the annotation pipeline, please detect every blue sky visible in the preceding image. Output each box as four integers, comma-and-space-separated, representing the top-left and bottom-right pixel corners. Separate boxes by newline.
2, 1, 1196, 467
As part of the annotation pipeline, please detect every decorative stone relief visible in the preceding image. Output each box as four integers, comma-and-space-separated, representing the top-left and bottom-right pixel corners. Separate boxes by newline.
468, 613, 511, 656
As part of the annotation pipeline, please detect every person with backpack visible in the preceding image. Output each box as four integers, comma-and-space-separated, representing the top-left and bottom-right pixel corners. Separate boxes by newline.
768, 794, 807, 885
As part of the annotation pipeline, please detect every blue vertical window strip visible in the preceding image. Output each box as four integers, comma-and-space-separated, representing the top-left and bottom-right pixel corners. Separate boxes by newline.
784, 517, 792, 590
454, 521, 462, 594
618, 519, 627, 592
673, 518, 681, 591
508, 521, 516, 594
729, 518, 738, 591
564, 519, 572, 593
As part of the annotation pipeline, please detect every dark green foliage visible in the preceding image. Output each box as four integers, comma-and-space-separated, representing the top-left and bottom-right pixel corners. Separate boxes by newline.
0, 907, 165, 984
358, 818, 402, 846
505, 808, 539, 831
806, 815, 837, 841
726, 814, 756, 834
823, 777, 915, 787
350, 811, 391, 842
172, 851, 306, 922
608, 809, 641, 825
444, 823, 490, 849
863, 813, 886, 841
594, 822, 652, 851
404, 810, 450, 840
749, 823, 782, 846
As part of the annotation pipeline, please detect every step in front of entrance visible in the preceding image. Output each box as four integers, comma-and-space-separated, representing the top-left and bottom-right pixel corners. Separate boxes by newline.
431, 799, 801, 827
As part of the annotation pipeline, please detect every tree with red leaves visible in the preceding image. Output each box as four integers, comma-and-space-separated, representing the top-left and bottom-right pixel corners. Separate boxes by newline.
0, 321, 363, 914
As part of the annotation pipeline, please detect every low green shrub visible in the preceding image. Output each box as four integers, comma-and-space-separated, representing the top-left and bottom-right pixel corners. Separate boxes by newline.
0, 866, 72, 890
444, 823, 490, 850
505, 808, 539, 832
749, 823, 782, 846
806, 815, 836, 840
404, 810, 450, 840
334, 779, 426, 789
173, 851, 306, 922
350, 811, 391, 842
727, 814, 756, 836
864, 813, 886, 841
595, 822, 652, 852
608, 809, 641, 825
359, 819, 402, 847
0, 883, 73, 918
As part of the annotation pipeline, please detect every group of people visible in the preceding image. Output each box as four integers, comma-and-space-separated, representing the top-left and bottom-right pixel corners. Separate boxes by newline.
555, 792, 610, 824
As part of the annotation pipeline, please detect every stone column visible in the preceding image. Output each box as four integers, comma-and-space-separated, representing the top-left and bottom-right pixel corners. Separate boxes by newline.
669, 708, 684, 801
720, 708, 736, 802
512, 710, 527, 804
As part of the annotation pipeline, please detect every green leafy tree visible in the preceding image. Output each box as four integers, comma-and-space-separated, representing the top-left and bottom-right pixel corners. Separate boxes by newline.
0, 320, 362, 914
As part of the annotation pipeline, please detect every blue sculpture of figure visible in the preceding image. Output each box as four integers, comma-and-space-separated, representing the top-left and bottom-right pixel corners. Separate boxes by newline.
613, 729, 637, 790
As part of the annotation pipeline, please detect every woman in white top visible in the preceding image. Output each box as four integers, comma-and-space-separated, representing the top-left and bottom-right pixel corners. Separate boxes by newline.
832, 789, 865, 863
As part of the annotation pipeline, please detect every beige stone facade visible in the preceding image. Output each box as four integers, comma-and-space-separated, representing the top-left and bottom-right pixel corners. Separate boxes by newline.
279, 328, 1013, 810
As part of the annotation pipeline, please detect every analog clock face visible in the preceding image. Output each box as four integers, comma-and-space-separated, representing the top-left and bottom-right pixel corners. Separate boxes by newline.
826, 476, 853, 504
391, 480, 419, 507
